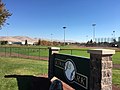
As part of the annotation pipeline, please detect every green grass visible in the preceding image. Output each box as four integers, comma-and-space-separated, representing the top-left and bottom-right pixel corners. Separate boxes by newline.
113, 69, 120, 87
0, 47, 49, 57
113, 52, 120, 64
0, 46, 120, 64
0, 57, 48, 90
0, 49, 120, 90
60, 49, 90, 57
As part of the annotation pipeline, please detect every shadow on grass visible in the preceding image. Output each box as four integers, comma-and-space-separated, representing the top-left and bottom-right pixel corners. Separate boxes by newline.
4, 75, 51, 90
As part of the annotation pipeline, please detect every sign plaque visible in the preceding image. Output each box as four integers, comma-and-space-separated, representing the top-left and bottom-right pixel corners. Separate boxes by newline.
53, 54, 90, 90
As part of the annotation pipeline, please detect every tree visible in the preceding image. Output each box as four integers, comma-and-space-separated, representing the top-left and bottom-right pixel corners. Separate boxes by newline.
0, 0, 11, 28
90, 39, 93, 43
0, 40, 8, 45
25, 40, 28, 45
37, 39, 41, 45
113, 39, 116, 43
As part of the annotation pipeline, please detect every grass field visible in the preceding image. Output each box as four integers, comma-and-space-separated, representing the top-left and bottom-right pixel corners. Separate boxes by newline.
0, 46, 49, 57
113, 52, 120, 64
0, 46, 120, 64
0, 45, 120, 89
0, 57, 120, 90
0, 57, 48, 90
113, 68, 120, 87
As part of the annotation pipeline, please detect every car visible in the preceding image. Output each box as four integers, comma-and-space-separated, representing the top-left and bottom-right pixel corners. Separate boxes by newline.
112, 44, 118, 47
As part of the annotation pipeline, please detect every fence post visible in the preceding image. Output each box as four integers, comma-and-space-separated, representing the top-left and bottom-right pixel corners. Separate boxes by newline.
88, 49, 115, 90
39, 48, 40, 60
28, 48, 29, 59
10, 47, 11, 57
5, 47, 6, 57
48, 47, 60, 80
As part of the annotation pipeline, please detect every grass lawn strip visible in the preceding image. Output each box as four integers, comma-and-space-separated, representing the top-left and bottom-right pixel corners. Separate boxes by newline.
113, 69, 120, 87
0, 57, 48, 90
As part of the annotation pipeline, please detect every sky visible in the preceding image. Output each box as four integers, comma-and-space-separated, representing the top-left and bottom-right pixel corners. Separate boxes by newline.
1, 0, 120, 42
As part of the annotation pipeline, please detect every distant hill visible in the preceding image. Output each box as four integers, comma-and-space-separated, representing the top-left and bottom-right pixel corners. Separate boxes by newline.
0, 36, 78, 43
0, 36, 38, 42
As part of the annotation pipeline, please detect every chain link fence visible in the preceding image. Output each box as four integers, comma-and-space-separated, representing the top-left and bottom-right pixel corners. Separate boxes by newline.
0, 47, 49, 60
0, 47, 119, 61
0, 47, 91, 60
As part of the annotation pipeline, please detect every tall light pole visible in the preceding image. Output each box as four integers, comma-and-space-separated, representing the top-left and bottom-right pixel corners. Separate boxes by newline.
113, 30, 116, 42
51, 33, 53, 42
92, 24, 96, 42
5, 23, 10, 43
113, 31, 115, 39
63, 26, 66, 45
51, 33, 53, 45
86, 35, 88, 43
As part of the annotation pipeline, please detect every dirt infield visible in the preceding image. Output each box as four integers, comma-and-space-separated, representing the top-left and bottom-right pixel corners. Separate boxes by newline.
113, 64, 120, 69
0, 52, 48, 60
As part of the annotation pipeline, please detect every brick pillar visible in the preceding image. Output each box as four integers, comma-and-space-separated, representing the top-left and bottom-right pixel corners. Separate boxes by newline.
88, 49, 115, 90
48, 47, 60, 80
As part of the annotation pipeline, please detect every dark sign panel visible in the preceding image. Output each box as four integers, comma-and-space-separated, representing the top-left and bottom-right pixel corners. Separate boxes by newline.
53, 53, 90, 90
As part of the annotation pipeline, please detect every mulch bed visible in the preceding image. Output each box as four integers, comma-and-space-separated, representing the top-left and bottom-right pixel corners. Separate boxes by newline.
113, 64, 120, 69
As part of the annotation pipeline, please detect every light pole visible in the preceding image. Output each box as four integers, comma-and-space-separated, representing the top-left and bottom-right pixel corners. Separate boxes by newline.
113, 31, 115, 39
113, 31, 116, 42
51, 33, 53, 45
5, 23, 10, 44
111, 34, 113, 42
51, 33, 53, 42
86, 35, 88, 43
63, 26, 66, 45
92, 24, 96, 42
